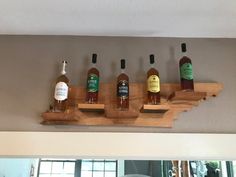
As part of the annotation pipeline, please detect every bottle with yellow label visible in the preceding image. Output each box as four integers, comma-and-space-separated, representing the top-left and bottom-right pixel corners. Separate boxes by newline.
147, 54, 160, 104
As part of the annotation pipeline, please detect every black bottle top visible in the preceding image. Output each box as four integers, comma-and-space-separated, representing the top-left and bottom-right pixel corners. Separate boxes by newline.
121, 59, 126, 69
181, 43, 187, 53
92, 53, 97, 64
150, 54, 155, 64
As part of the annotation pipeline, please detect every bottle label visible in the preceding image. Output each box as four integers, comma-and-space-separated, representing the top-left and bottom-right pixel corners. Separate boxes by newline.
54, 82, 68, 101
147, 75, 160, 93
87, 74, 99, 92
180, 63, 193, 80
117, 80, 129, 98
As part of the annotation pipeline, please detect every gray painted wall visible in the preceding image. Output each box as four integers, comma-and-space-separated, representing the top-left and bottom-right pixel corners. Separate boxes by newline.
0, 35, 235, 133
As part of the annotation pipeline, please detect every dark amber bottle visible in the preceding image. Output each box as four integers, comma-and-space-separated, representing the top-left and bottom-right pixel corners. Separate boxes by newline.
179, 43, 194, 91
53, 61, 69, 112
117, 59, 129, 110
147, 54, 160, 104
86, 54, 99, 103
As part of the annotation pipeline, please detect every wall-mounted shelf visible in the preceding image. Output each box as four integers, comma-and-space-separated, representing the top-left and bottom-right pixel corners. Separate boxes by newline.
42, 82, 223, 128
78, 103, 105, 111
142, 104, 170, 113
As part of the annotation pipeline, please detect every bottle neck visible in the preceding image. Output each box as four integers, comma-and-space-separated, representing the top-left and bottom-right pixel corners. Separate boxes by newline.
121, 68, 125, 73
150, 63, 155, 68
91, 63, 97, 68
182, 51, 188, 57
61, 62, 66, 75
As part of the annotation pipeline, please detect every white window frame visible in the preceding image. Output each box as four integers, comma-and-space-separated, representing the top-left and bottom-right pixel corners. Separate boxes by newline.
80, 159, 118, 177
37, 158, 76, 177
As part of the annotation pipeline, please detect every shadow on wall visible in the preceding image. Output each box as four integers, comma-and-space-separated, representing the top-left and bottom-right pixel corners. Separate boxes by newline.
108, 61, 117, 82
78, 55, 90, 86
135, 57, 146, 83
166, 46, 179, 83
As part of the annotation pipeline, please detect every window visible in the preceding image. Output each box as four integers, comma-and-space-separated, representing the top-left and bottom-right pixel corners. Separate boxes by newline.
37, 159, 76, 177
81, 159, 117, 177
232, 161, 236, 177
37, 159, 117, 177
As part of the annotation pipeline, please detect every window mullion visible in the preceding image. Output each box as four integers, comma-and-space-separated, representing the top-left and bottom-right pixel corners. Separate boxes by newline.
226, 161, 234, 177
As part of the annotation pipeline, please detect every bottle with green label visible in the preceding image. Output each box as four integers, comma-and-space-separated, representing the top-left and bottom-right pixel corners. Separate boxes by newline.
179, 43, 194, 91
147, 54, 160, 104
86, 54, 99, 103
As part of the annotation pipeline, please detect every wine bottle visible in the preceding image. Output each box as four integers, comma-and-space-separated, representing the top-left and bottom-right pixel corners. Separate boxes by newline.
147, 54, 160, 104
179, 43, 194, 91
86, 54, 99, 103
117, 59, 129, 110
53, 61, 69, 112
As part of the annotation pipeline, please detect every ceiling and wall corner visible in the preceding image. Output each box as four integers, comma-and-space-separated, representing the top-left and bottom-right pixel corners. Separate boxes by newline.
0, 0, 236, 38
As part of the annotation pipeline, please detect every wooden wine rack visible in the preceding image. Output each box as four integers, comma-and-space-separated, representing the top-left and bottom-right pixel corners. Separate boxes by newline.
42, 82, 223, 128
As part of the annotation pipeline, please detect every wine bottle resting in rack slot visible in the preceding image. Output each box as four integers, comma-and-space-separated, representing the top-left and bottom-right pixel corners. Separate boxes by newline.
147, 54, 160, 104
179, 43, 194, 91
53, 61, 69, 112
86, 54, 99, 103
117, 59, 129, 110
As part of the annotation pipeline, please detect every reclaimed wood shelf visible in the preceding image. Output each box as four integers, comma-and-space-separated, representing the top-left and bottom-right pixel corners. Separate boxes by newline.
169, 91, 207, 102
78, 103, 105, 111
105, 107, 139, 119
42, 109, 79, 122
42, 82, 223, 128
142, 104, 170, 113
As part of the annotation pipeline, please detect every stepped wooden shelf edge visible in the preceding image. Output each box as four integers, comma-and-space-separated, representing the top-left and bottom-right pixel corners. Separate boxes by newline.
42, 82, 223, 128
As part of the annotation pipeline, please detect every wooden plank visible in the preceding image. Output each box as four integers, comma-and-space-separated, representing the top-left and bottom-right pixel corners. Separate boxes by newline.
105, 107, 139, 119
194, 82, 223, 97
42, 116, 172, 128
42, 111, 79, 121
143, 104, 170, 110
169, 91, 207, 102
78, 103, 105, 110
142, 104, 170, 113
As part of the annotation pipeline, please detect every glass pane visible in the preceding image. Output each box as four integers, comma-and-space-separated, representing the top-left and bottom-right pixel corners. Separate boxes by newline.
81, 171, 92, 177
64, 162, 75, 173
94, 162, 104, 171
93, 171, 104, 177
105, 162, 116, 171
40, 162, 52, 173
51, 174, 63, 177
105, 172, 116, 177
64, 175, 74, 177
81, 161, 93, 171
38, 175, 51, 177
233, 161, 236, 177
52, 162, 63, 173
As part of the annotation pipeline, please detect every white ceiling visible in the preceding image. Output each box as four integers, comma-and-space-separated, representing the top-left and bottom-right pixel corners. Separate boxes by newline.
0, 0, 236, 38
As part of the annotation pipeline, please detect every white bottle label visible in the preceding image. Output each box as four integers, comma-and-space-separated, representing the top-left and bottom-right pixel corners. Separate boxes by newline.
54, 82, 68, 101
